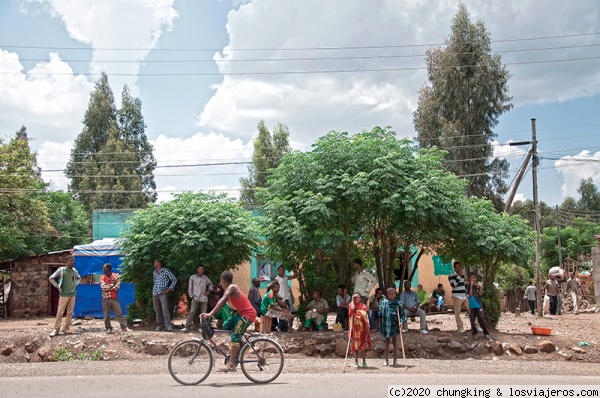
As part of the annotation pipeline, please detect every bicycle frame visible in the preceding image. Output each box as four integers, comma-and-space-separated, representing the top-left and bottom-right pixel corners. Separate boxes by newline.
193, 329, 271, 365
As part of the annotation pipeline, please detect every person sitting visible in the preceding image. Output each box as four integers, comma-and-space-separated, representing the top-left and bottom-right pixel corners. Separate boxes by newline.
304, 289, 329, 331
209, 283, 230, 328
368, 288, 384, 331
430, 283, 446, 312
335, 284, 351, 331
399, 281, 428, 334
416, 284, 430, 312
260, 281, 293, 333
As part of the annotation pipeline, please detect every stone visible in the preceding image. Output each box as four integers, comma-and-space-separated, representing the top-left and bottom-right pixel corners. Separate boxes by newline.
538, 340, 556, 353
491, 341, 504, 356
437, 336, 452, 343
285, 342, 303, 355
37, 346, 52, 362
571, 346, 586, 354
73, 341, 85, 352
2, 345, 15, 356
316, 343, 333, 356
145, 341, 168, 355
302, 344, 316, 356
313, 334, 334, 345
421, 340, 442, 355
448, 340, 468, 353
25, 340, 40, 353
473, 344, 491, 355
507, 343, 523, 356
406, 343, 416, 352
72, 319, 83, 326
558, 351, 573, 360
335, 339, 348, 357
373, 340, 386, 355
523, 346, 539, 354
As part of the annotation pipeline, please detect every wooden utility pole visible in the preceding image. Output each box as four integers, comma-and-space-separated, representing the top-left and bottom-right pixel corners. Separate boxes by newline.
556, 205, 563, 270
531, 119, 543, 317
504, 147, 533, 213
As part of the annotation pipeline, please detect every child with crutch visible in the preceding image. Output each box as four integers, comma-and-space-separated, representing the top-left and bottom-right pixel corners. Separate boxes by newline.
379, 287, 405, 366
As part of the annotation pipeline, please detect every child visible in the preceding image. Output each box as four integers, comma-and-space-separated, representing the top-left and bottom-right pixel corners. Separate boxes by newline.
348, 293, 372, 368
467, 273, 491, 340
378, 287, 405, 367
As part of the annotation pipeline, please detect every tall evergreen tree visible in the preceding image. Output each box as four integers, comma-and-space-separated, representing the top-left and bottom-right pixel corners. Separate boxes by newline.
65, 74, 156, 213
413, 3, 512, 210
239, 121, 291, 205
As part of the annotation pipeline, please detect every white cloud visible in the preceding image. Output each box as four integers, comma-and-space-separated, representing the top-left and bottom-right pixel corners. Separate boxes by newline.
37, 140, 73, 191
199, 0, 600, 146
555, 151, 600, 198
513, 193, 527, 203
0, 50, 91, 141
25, 0, 178, 96
493, 140, 527, 160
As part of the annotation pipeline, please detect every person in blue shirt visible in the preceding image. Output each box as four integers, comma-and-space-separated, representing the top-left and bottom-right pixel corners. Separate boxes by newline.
399, 281, 428, 334
152, 259, 177, 332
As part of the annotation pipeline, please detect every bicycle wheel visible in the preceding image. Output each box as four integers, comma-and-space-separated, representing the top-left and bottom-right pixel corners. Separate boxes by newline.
168, 339, 213, 385
240, 337, 284, 384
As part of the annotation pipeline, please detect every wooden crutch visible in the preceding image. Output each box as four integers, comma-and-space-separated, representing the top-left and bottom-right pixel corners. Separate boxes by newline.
342, 316, 354, 373
397, 306, 408, 369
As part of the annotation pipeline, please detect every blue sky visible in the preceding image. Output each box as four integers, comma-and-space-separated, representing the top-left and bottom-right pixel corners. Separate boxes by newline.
1, 0, 599, 206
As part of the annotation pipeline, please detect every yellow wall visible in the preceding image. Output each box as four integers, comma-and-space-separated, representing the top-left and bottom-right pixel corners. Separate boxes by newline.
231, 260, 301, 300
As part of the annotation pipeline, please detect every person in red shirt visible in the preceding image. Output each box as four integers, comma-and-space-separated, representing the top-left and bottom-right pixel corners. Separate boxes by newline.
202, 271, 257, 372
100, 263, 131, 333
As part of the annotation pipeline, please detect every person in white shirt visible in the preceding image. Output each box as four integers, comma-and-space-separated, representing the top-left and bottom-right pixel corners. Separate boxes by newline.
182, 264, 212, 333
523, 280, 536, 315
565, 272, 581, 315
335, 284, 352, 331
273, 265, 298, 313
351, 258, 378, 305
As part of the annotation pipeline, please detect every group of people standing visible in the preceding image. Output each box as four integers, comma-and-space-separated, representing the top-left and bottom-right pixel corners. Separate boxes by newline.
523, 271, 582, 316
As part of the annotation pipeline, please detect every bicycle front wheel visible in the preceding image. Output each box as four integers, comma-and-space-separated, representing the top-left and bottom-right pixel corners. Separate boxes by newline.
168, 339, 213, 385
240, 337, 284, 384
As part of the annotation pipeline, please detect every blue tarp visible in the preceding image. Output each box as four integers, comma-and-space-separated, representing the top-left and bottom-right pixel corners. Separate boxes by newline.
72, 239, 135, 318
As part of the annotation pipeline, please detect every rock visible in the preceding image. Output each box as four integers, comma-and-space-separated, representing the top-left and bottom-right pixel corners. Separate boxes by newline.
523, 346, 539, 354
73, 341, 85, 352
335, 339, 348, 357
316, 343, 333, 356
437, 336, 452, 343
428, 328, 441, 332
448, 340, 467, 353
36, 346, 52, 362
313, 334, 334, 345
558, 351, 573, 360
25, 340, 40, 353
473, 344, 491, 355
571, 346, 586, 354
372, 340, 386, 355
538, 340, 556, 353
421, 340, 442, 355
507, 343, 523, 356
302, 344, 316, 356
492, 341, 504, 356
145, 341, 168, 355
2, 345, 15, 356
285, 342, 303, 355
72, 320, 83, 326
406, 343, 416, 352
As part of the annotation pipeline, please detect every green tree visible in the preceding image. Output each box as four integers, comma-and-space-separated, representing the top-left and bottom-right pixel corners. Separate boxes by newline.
510, 199, 555, 230
240, 121, 291, 205
413, 3, 512, 210
438, 198, 533, 327
37, 191, 90, 252
0, 128, 53, 259
120, 192, 258, 317
577, 178, 600, 212
65, 74, 156, 214
541, 218, 600, 274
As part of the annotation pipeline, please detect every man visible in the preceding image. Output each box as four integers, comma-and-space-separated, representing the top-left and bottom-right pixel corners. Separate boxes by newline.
248, 277, 262, 316
545, 273, 560, 315
368, 288, 384, 331
181, 264, 212, 333
273, 265, 297, 312
261, 281, 293, 332
152, 259, 177, 332
565, 272, 581, 315
202, 271, 257, 372
523, 280, 536, 315
49, 256, 81, 337
304, 290, 329, 331
335, 284, 351, 331
430, 283, 446, 312
416, 284, 430, 311
351, 258, 378, 305
100, 263, 131, 333
448, 261, 468, 332
399, 281, 428, 334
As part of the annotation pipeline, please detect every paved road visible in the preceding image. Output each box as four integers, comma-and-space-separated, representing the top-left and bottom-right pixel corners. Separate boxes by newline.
2, 373, 599, 398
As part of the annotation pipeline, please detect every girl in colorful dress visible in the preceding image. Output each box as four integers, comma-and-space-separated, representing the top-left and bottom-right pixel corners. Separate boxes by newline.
348, 293, 372, 368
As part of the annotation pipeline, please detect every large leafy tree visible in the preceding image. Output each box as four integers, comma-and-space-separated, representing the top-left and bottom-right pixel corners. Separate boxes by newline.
65, 74, 156, 214
120, 192, 258, 317
240, 121, 291, 205
414, 4, 512, 210
37, 191, 90, 252
510, 199, 556, 230
258, 127, 467, 300
0, 128, 53, 259
577, 178, 600, 212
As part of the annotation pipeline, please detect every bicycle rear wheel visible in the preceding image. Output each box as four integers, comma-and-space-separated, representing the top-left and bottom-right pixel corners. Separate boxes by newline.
240, 337, 284, 384
168, 339, 213, 385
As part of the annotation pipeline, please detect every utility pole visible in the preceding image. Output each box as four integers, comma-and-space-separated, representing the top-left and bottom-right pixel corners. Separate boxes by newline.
531, 119, 542, 317
556, 205, 563, 270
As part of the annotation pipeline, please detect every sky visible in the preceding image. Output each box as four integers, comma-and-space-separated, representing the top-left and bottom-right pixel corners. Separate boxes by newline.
1, 0, 600, 206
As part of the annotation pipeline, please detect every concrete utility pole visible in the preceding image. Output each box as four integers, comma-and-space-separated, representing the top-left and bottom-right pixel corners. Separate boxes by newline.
593, 236, 600, 305
531, 119, 543, 317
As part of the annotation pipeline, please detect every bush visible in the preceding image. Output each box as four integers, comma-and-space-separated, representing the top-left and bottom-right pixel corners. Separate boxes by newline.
482, 283, 501, 329
54, 346, 73, 362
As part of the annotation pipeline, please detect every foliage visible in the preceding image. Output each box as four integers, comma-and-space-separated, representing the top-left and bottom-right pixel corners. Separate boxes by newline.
0, 128, 54, 260
577, 178, 600, 212
240, 121, 291, 205
120, 192, 258, 315
482, 283, 501, 329
438, 197, 534, 287
414, 4, 513, 210
496, 262, 533, 290
54, 346, 73, 362
65, 74, 156, 214
258, 127, 468, 300
509, 199, 556, 230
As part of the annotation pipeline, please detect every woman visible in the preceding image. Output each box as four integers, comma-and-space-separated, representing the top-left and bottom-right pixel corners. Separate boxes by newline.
260, 282, 293, 333
348, 293, 372, 368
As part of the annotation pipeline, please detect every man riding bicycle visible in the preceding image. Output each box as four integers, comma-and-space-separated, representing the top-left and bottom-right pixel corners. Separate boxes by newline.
202, 270, 257, 372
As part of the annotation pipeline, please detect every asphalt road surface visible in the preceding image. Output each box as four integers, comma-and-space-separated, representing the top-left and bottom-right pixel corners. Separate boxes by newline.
2, 373, 599, 398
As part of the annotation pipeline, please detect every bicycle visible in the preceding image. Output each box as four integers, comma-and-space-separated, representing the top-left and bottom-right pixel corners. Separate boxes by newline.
168, 327, 284, 385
